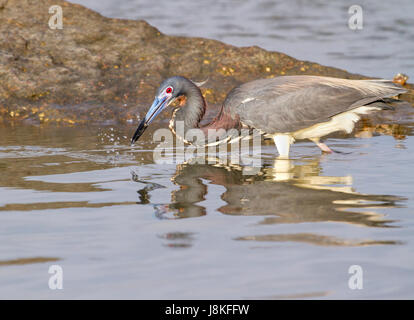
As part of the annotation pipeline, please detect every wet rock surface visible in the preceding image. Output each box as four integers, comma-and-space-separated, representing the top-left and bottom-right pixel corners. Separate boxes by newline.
0, 0, 413, 133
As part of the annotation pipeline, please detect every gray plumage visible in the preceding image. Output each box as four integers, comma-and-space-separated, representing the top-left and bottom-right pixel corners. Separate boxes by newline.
132, 75, 407, 156
224, 75, 406, 133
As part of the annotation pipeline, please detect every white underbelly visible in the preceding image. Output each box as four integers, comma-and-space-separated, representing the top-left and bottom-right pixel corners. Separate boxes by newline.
290, 106, 380, 140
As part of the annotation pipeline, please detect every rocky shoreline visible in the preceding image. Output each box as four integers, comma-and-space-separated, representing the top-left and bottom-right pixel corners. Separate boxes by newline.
0, 0, 412, 134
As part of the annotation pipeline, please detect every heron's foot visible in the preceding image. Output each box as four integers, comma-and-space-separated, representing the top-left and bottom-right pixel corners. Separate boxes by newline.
331, 149, 352, 155
316, 142, 333, 154
317, 143, 352, 155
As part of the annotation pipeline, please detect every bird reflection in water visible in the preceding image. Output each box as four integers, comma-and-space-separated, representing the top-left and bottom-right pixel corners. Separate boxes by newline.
133, 157, 405, 247
135, 157, 402, 224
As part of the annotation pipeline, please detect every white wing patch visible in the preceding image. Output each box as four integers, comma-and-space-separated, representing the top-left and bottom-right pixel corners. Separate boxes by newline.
291, 106, 380, 140
241, 97, 255, 104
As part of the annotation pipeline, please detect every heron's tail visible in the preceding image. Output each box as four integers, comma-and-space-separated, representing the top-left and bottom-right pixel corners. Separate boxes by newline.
358, 79, 407, 98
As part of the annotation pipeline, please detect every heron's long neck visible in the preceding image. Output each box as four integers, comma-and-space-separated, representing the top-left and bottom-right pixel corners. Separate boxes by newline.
173, 82, 206, 131
172, 80, 240, 140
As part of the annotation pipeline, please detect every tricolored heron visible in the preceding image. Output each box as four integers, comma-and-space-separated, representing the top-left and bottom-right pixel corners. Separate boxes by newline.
131, 75, 406, 157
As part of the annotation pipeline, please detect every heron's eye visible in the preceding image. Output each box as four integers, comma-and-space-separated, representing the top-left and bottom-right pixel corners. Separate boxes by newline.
165, 87, 173, 94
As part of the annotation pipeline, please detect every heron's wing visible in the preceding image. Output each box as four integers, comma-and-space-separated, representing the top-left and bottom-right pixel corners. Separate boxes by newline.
225, 76, 406, 133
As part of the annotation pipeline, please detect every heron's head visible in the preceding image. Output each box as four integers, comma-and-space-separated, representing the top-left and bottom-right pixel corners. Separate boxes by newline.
131, 77, 188, 145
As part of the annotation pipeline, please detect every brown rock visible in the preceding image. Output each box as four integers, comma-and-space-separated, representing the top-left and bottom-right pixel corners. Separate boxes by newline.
0, 0, 412, 129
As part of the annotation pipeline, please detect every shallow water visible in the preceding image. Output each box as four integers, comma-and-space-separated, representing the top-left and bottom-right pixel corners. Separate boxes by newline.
0, 123, 414, 299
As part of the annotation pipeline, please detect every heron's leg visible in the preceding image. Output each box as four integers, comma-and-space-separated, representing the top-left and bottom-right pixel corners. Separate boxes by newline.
310, 138, 333, 153
273, 134, 294, 158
